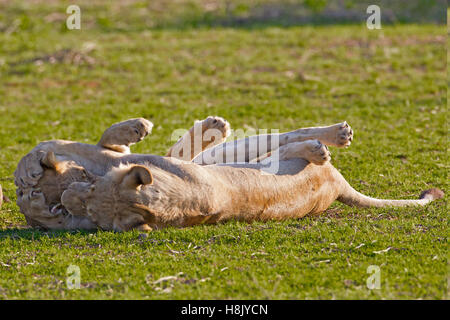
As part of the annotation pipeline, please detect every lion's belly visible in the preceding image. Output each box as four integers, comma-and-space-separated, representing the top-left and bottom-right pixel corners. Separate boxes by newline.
207, 163, 340, 223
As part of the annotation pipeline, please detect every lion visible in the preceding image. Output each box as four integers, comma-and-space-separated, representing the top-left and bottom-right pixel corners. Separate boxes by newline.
14, 117, 443, 231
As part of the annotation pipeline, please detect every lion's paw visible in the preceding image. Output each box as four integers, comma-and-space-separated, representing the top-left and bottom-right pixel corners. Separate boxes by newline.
202, 116, 231, 140
336, 121, 353, 147
322, 121, 353, 148
99, 118, 154, 153
14, 150, 47, 189
128, 118, 154, 143
116, 118, 153, 145
305, 140, 331, 165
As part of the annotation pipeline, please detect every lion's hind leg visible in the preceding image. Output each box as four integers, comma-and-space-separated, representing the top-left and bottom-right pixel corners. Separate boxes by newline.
282, 122, 353, 148
260, 140, 331, 165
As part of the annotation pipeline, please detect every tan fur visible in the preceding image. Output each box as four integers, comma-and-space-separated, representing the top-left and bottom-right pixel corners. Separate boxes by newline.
60, 156, 443, 232
192, 121, 352, 165
166, 116, 231, 160
14, 119, 443, 231
98, 118, 153, 154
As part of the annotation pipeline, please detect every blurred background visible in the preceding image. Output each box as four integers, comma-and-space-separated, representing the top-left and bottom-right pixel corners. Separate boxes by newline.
0, 0, 446, 31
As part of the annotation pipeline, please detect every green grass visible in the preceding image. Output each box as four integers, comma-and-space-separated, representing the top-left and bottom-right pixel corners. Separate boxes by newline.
0, 1, 447, 299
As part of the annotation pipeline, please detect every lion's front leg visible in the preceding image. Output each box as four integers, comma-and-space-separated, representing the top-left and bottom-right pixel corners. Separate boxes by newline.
98, 118, 153, 154
14, 146, 53, 189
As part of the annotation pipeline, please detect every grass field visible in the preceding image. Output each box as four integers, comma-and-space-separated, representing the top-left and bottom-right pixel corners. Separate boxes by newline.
0, 1, 447, 299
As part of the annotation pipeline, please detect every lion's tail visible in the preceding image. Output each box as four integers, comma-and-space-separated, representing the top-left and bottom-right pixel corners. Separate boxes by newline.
336, 175, 443, 208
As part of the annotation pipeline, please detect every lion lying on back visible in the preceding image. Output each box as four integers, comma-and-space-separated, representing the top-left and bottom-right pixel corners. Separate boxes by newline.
14, 116, 230, 229
14, 117, 443, 232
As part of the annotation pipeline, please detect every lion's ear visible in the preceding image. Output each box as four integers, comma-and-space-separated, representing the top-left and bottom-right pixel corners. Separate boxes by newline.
122, 165, 153, 189
40, 151, 59, 171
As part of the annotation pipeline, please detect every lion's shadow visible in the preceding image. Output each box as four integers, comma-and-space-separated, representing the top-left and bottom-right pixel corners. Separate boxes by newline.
0, 228, 100, 240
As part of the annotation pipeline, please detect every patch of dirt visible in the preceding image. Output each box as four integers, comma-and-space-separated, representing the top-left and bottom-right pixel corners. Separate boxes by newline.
10, 46, 96, 67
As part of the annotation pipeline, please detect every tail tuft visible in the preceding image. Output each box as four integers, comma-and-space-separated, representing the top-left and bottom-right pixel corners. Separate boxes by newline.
419, 188, 444, 201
